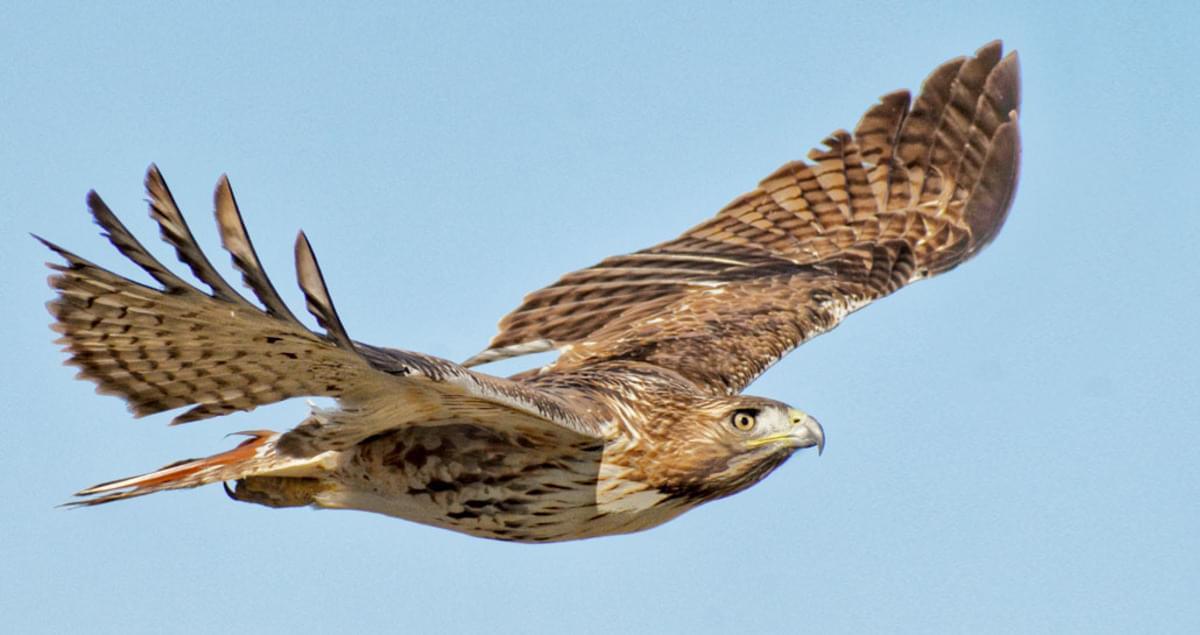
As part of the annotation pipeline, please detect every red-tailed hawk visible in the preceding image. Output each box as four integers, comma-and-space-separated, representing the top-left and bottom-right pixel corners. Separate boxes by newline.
43, 41, 1019, 542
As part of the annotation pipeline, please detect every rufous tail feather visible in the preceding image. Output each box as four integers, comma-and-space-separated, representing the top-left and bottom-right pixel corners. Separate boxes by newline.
65, 430, 276, 507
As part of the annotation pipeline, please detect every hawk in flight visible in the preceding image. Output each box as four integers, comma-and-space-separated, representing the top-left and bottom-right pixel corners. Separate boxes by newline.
43, 42, 1019, 542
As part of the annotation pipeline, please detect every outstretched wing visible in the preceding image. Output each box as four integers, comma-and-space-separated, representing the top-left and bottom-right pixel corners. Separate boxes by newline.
466, 41, 1020, 395
42, 166, 604, 449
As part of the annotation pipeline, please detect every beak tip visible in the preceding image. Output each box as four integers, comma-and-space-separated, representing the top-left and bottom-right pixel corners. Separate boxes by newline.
809, 416, 825, 456
784, 410, 825, 455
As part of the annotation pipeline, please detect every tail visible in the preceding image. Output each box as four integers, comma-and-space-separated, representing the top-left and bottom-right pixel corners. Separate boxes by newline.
65, 431, 279, 506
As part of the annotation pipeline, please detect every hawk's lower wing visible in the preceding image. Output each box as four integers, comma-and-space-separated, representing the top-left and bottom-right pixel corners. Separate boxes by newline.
42, 167, 603, 449
466, 41, 1020, 395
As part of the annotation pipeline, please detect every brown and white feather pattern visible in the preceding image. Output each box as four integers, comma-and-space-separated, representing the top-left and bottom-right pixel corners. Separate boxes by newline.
42, 168, 604, 437
467, 41, 1019, 395
43, 42, 1020, 542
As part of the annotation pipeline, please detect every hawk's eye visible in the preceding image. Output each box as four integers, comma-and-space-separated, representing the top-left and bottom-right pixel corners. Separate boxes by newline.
731, 410, 757, 431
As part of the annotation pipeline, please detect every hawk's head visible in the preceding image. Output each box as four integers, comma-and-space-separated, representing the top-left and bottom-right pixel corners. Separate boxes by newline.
627, 395, 825, 503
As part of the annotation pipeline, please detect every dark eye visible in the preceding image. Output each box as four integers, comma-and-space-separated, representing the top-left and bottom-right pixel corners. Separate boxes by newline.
731, 409, 757, 431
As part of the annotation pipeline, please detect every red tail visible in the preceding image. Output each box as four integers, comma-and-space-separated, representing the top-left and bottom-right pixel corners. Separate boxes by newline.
67, 431, 276, 506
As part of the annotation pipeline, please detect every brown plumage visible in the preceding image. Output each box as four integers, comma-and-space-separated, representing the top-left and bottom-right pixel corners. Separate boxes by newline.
43, 41, 1019, 542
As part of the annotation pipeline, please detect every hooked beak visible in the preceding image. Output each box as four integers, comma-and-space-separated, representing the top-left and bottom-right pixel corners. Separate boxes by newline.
789, 409, 825, 455
747, 409, 825, 455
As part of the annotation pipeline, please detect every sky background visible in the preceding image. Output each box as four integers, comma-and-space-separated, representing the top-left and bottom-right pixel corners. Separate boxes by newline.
2, 2, 1197, 633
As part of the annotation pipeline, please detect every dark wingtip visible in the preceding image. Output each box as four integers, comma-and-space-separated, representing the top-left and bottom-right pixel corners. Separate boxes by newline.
963, 119, 1020, 251
32, 233, 75, 262
144, 163, 165, 199
996, 50, 1022, 114
215, 173, 233, 201
293, 229, 356, 351
976, 39, 1003, 57
962, 42, 1020, 252
294, 229, 312, 257
212, 173, 302, 323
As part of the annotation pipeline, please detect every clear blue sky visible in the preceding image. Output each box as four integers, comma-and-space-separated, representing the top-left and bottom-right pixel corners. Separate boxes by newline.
2, 2, 1196, 633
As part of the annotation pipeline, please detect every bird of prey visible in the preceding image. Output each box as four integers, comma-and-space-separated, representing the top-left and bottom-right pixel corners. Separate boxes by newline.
42, 41, 1019, 542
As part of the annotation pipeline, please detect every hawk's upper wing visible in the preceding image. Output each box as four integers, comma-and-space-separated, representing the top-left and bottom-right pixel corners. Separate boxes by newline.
465, 42, 1020, 395
43, 167, 605, 450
